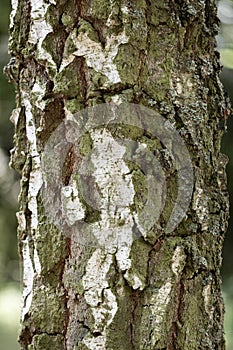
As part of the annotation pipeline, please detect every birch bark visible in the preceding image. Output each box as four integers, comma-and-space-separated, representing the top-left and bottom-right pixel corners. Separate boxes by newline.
6, 0, 229, 349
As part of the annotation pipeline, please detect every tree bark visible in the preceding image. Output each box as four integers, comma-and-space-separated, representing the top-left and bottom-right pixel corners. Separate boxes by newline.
6, 0, 230, 349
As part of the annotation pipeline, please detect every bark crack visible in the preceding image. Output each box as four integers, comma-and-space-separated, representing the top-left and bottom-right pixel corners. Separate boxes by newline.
79, 15, 106, 49
62, 236, 71, 349
79, 56, 89, 105
167, 276, 185, 349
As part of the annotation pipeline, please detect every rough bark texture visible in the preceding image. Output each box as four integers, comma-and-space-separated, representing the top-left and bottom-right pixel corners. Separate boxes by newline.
6, 0, 230, 349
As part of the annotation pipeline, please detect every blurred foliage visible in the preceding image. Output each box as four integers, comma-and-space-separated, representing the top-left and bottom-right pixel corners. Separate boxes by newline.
218, 0, 233, 276
0, 0, 18, 285
216, 2, 233, 349
0, 0, 11, 36
218, 0, 233, 68
0, 286, 20, 350
0, 0, 232, 350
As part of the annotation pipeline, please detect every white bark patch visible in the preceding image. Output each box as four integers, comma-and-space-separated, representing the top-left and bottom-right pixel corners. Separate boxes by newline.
28, 167, 43, 230
202, 282, 215, 348
176, 81, 183, 94
29, 0, 52, 45
16, 211, 26, 231
111, 95, 124, 105
31, 79, 47, 111
62, 29, 128, 84
106, 3, 129, 27
150, 280, 172, 345
115, 246, 131, 271
23, 97, 38, 156
124, 270, 144, 290
9, 108, 20, 126
171, 245, 186, 277
33, 246, 41, 275
171, 74, 194, 98
83, 334, 107, 350
82, 250, 113, 307
121, 6, 129, 15
9, 0, 18, 29
21, 237, 34, 320
91, 288, 118, 330
61, 179, 85, 226
20, 83, 44, 319
22, 94, 43, 230
82, 249, 118, 349
203, 283, 214, 318
89, 128, 135, 272
29, 0, 55, 66
193, 186, 209, 231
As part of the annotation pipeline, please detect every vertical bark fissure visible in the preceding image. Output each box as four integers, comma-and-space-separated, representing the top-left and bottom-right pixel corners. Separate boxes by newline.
167, 277, 185, 349
79, 57, 89, 105
62, 236, 72, 349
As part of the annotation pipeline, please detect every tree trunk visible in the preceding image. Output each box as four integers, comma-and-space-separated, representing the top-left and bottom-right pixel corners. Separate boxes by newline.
6, 0, 229, 349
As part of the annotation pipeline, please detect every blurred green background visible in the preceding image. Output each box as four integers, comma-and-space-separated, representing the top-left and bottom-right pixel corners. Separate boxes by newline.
0, 1, 233, 349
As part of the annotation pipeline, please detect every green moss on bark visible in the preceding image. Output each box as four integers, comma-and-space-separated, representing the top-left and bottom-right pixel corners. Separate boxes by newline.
29, 334, 64, 349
